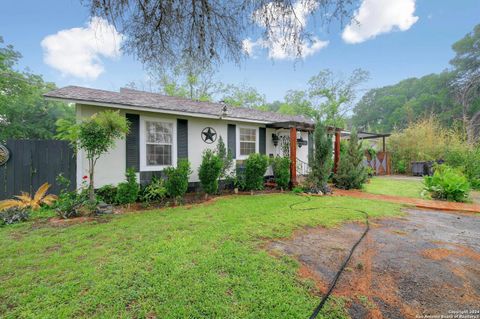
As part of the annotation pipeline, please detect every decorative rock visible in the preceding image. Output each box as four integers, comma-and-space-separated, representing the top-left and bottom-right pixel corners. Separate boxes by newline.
96, 202, 114, 215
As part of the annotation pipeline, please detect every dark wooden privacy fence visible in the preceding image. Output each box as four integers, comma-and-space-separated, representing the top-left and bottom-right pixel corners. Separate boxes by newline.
0, 140, 76, 200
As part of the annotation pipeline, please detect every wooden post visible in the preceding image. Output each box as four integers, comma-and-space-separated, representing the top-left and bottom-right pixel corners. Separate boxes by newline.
382, 136, 386, 153
334, 129, 341, 173
290, 127, 297, 186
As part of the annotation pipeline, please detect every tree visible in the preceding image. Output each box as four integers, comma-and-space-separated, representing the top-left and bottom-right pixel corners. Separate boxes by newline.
278, 90, 316, 119
83, 0, 352, 70
450, 24, 480, 143
333, 129, 367, 190
59, 111, 129, 201
221, 84, 267, 109
0, 37, 74, 141
308, 68, 369, 127
352, 72, 459, 133
308, 120, 332, 193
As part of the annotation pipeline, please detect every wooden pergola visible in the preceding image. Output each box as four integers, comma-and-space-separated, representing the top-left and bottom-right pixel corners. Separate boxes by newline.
267, 121, 391, 184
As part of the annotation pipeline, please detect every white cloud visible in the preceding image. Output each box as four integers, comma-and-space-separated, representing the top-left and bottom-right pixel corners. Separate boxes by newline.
244, 0, 328, 60
342, 0, 419, 44
41, 17, 123, 79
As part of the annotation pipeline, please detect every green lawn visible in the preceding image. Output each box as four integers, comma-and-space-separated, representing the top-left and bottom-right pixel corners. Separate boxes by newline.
363, 177, 424, 199
0, 194, 402, 319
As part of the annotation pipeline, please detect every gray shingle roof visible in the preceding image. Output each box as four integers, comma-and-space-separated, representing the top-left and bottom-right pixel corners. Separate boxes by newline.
44, 86, 314, 125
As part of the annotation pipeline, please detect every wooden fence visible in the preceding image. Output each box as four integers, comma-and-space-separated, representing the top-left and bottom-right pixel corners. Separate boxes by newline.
0, 140, 76, 200
364, 151, 391, 175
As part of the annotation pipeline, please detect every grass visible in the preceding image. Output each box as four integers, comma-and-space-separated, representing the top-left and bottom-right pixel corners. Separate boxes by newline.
0, 194, 403, 318
363, 177, 424, 199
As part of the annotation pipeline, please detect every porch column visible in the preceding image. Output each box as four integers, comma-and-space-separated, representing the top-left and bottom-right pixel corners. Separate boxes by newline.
334, 129, 341, 173
382, 136, 386, 153
290, 126, 297, 185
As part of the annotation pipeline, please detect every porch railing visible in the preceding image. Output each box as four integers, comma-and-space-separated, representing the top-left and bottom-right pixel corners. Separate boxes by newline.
296, 158, 310, 176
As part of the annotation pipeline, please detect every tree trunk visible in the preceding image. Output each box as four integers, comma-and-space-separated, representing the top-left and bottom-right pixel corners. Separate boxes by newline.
467, 110, 480, 144
88, 159, 95, 202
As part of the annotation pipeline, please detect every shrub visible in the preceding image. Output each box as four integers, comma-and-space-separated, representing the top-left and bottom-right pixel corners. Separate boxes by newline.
0, 182, 57, 211
140, 177, 167, 203
115, 168, 139, 205
198, 149, 223, 196
54, 175, 89, 219
245, 153, 269, 191
271, 156, 290, 190
388, 117, 465, 174
96, 184, 117, 204
291, 186, 303, 194
308, 121, 333, 193
423, 164, 470, 202
333, 130, 367, 190
216, 136, 234, 190
395, 159, 407, 174
0, 208, 29, 225
165, 159, 192, 203
444, 145, 480, 189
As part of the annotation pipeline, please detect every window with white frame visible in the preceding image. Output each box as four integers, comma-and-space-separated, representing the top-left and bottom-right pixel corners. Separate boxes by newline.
239, 127, 257, 156
145, 121, 173, 166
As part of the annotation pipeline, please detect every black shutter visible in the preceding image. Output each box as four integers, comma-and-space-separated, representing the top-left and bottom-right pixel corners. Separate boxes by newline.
177, 119, 188, 160
259, 127, 266, 154
227, 124, 236, 159
125, 113, 140, 171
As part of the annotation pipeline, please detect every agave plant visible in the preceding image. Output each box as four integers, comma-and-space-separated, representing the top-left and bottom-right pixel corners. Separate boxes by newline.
0, 183, 58, 211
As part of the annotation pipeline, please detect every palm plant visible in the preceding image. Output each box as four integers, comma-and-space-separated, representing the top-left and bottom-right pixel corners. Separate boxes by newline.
0, 183, 57, 211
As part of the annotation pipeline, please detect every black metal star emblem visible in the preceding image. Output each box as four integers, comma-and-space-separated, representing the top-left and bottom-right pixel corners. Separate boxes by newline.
201, 127, 217, 144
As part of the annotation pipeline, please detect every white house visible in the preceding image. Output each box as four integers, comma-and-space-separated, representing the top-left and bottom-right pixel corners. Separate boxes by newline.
45, 86, 317, 189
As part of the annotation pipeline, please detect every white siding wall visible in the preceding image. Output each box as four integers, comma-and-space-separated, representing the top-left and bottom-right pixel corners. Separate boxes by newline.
77, 104, 273, 186
76, 104, 127, 188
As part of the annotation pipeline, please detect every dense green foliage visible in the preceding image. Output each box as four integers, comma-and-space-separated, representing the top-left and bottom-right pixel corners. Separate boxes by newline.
139, 177, 167, 203
271, 156, 291, 190
423, 165, 470, 202
244, 153, 269, 190
96, 185, 118, 204
54, 175, 89, 219
308, 121, 332, 193
198, 149, 223, 195
164, 160, 192, 201
0, 37, 74, 141
0, 194, 402, 318
387, 117, 480, 188
334, 130, 367, 190
352, 72, 459, 132
115, 168, 140, 205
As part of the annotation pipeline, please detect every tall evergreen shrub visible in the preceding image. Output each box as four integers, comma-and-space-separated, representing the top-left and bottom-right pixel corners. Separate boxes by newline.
333, 130, 367, 189
308, 121, 333, 193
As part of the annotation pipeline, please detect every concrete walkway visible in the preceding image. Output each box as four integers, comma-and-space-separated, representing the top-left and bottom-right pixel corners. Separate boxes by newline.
333, 189, 480, 213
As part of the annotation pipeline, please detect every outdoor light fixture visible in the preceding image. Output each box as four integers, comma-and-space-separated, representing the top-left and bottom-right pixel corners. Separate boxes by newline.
272, 133, 279, 146
297, 136, 308, 148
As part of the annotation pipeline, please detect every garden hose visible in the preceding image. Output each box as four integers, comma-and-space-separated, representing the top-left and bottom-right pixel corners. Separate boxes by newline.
289, 195, 370, 319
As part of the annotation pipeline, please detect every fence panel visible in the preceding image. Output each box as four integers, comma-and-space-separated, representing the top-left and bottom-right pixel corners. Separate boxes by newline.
0, 139, 76, 200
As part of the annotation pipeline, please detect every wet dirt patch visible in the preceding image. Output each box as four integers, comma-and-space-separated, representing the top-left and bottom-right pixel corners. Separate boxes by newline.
268, 209, 480, 318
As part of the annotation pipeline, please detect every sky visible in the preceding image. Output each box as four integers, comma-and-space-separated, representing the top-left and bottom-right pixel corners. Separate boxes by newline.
1, 0, 479, 102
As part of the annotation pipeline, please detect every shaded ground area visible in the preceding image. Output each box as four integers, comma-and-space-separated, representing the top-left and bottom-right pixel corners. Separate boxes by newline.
269, 209, 480, 318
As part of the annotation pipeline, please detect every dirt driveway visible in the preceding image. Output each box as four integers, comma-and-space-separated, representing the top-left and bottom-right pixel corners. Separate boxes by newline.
269, 209, 480, 318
